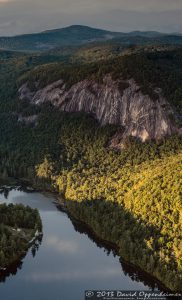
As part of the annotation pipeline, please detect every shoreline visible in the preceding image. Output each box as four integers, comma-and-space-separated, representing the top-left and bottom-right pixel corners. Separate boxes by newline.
54, 195, 172, 292
0, 179, 178, 292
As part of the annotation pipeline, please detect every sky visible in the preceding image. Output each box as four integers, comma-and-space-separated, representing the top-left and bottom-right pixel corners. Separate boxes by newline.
0, 0, 182, 36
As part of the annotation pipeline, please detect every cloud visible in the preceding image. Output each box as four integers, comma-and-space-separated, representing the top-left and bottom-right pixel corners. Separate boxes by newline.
45, 236, 79, 254
25, 268, 121, 282
0, 0, 16, 3
96, 0, 182, 13
0, 0, 182, 35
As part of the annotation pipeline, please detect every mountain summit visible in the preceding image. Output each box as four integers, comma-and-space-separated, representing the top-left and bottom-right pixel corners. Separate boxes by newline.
0, 25, 181, 52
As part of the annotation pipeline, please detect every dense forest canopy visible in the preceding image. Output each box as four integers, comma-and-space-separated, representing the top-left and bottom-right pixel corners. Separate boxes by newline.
0, 203, 42, 268
0, 41, 181, 290
18, 47, 182, 114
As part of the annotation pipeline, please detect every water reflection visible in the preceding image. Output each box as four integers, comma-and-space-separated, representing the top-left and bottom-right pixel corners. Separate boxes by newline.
45, 236, 79, 254
0, 259, 23, 283
0, 236, 42, 283
67, 213, 169, 292
0, 185, 43, 283
0, 183, 35, 199
0, 186, 172, 300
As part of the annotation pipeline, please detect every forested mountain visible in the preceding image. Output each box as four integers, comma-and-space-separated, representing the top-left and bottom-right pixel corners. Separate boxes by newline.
0, 34, 181, 290
17, 46, 182, 143
0, 25, 182, 52
0, 25, 116, 52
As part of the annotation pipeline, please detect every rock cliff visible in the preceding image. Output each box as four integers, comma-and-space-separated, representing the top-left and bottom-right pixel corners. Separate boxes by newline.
19, 75, 180, 145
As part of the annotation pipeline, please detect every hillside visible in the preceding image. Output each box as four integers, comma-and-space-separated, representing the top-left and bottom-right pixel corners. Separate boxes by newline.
1, 25, 182, 52
0, 40, 181, 290
17, 46, 182, 145
0, 25, 120, 52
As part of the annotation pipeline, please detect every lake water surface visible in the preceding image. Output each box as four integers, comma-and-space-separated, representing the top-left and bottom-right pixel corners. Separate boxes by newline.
0, 187, 164, 300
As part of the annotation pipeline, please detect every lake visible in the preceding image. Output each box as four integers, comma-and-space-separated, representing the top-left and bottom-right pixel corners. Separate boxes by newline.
0, 187, 165, 300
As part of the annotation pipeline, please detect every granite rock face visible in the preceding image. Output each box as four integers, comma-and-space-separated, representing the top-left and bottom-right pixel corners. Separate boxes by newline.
19, 75, 180, 145
17, 114, 38, 126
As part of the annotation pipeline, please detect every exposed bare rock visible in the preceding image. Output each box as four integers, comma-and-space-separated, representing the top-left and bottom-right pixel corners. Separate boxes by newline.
18, 114, 38, 126
18, 75, 181, 146
19, 84, 36, 102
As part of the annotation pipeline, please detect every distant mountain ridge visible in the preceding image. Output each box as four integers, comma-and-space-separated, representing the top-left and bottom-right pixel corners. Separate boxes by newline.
0, 25, 182, 52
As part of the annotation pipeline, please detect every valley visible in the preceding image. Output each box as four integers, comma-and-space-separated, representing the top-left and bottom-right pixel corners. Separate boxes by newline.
0, 25, 181, 293
0, 187, 170, 300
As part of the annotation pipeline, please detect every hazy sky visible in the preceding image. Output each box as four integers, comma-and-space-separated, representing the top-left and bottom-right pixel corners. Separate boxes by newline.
0, 0, 182, 36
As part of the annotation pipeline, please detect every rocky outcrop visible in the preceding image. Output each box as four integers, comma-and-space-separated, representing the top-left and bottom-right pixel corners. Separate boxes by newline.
17, 114, 38, 126
19, 75, 180, 145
